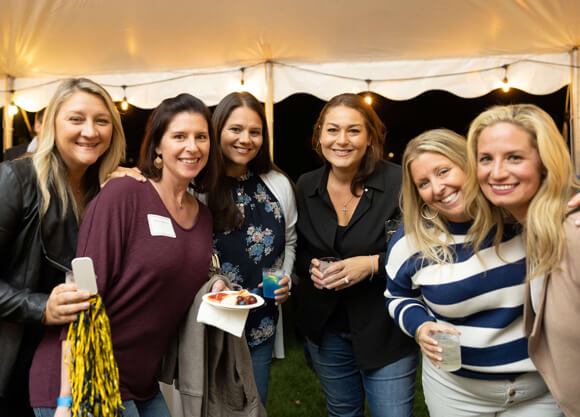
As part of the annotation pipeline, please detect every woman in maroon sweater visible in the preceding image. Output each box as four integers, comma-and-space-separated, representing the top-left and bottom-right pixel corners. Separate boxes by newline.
29, 93, 224, 417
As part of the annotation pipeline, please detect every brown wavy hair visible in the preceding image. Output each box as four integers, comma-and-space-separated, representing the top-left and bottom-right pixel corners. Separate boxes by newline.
209, 92, 287, 232
312, 93, 385, 195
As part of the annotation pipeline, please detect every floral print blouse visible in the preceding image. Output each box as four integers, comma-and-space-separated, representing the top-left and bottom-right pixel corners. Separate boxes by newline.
214, 171, 285, 348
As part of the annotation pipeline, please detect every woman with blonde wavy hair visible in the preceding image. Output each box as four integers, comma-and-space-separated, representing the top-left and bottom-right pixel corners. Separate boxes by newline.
33, 78, 126, 221
385, 128, 562, 417
465, 103, 580, 416
0, 77, 125, 416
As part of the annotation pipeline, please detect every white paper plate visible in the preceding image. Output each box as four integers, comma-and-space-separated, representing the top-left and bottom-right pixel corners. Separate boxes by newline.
203, 291, 265, 310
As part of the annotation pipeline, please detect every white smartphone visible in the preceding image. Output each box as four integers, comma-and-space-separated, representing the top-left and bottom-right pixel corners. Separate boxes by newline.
71, 257, 98, 295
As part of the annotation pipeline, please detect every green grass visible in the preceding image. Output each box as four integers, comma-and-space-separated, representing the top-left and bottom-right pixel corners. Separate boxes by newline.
266, 303, 429, 416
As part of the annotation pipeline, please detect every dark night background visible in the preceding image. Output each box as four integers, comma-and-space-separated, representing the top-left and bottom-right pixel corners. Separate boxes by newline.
1, 86, 569, 182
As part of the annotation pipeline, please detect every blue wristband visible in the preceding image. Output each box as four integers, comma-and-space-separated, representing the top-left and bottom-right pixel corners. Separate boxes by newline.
57, 396, 72, 407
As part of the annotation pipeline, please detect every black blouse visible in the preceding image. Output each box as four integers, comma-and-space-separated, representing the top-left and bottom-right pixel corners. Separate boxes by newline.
295, 160, 417, 370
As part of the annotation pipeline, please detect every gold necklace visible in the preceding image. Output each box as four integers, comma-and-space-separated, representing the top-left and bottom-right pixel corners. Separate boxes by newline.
177, 192, 189, 209
151, 181, 186, 209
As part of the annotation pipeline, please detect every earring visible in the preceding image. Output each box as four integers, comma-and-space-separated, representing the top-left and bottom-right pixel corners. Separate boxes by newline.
421, 203, 438, 221
154, 155, 163, 169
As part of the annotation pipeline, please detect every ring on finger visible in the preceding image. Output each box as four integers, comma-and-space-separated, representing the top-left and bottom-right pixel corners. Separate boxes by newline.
344, 277, 350, 284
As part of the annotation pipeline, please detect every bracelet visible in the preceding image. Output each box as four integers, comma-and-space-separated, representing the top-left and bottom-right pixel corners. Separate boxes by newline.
369, 255, 375, 281
57, 396, 72, 407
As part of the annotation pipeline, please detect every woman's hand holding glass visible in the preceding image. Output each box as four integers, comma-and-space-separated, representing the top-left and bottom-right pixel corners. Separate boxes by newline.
310, 256, 374, 291
309, 258, 326, 290
273, 275, 291, 305
415, 321, 460, 368
257, 275, 291, 305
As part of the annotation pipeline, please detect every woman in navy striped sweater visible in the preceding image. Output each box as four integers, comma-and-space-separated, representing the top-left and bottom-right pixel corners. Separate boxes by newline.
384, 129, 563, 416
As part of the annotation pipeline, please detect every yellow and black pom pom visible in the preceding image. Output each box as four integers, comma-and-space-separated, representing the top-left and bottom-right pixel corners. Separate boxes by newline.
66, 294, 123, 417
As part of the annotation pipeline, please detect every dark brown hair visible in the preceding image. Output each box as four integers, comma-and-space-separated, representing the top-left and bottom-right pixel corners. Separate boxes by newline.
209, 92, 289, 232
138, 93, 222, 193
312, 93, 386, 194
211, 91, 273, 174
208, 92, 267, 231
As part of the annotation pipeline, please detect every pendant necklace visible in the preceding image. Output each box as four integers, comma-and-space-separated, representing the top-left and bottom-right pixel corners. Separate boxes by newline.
341, 194, 356, 214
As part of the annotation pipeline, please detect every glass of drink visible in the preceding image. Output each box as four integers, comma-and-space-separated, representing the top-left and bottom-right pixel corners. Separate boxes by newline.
432, 332, 461, 371
319, 257, 340, 274
262, 268, 283, 298
318, 257, 340, 289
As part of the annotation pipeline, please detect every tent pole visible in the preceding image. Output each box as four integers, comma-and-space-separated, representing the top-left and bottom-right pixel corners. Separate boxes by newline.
265, 60, 274, 161
2, 75, 15, 153
571, 47, 580, 175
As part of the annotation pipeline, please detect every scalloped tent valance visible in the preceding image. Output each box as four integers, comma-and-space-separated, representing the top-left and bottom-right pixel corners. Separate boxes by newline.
0, 53, 573, 111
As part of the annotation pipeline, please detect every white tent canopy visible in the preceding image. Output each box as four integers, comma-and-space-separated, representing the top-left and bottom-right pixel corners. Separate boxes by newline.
2, 0, 580, 106
2, 0, 580, 168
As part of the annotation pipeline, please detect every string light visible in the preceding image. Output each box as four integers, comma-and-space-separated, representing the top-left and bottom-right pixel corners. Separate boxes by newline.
8, 103, 19, 117
501, 64, 510, 93
120, 85, 129, 111
2, 57, 577, 104
364, 79, 372, 104
8, 90, 18, 117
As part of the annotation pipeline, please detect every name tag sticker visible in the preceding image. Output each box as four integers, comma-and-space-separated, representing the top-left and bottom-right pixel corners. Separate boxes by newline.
147, 214, 176, 238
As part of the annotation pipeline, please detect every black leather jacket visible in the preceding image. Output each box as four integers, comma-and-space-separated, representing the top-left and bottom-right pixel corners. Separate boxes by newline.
0, 158, 78, 395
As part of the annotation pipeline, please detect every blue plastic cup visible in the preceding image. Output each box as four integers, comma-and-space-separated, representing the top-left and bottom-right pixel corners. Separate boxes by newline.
262, 268, 283, 298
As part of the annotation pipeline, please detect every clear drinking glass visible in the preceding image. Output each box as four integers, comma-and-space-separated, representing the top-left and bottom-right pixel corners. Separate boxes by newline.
432, 332, 461, 371
318, 257, 340, 289
319, 257, 340, 274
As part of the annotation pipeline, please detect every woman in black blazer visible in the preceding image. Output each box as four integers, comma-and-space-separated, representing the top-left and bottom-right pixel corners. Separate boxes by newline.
295, 93, 417, 417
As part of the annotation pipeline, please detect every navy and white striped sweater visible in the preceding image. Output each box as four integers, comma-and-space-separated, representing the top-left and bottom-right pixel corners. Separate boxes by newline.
385, 221, 536, 380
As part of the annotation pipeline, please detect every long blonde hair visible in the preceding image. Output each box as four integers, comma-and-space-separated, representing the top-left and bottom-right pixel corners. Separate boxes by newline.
32, 78, 125, 222
401, 129, 485, 264
465, 104, 579, 279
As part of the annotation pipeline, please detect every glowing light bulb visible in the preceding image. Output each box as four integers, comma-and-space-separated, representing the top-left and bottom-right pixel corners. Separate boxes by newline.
119, 85, 129, 112
502, 76, 510, 93
365, 95, 372, 105
8, 104, 18, 117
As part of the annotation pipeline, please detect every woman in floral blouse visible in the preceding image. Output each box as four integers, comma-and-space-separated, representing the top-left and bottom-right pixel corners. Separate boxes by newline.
208, 92, 297, 405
